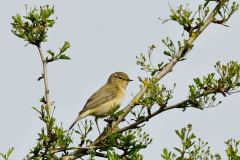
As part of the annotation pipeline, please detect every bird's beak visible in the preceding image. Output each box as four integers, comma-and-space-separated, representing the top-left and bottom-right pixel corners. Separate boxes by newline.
128, 78, 133, 81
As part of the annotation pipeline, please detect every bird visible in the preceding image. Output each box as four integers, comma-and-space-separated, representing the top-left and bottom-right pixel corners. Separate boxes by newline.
69, 72, 132, 133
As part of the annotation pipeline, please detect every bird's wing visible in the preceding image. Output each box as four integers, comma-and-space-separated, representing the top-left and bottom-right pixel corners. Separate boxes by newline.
79, 84, 118, 114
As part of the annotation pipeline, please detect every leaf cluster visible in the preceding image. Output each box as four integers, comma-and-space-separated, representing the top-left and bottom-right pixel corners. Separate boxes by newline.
225, 139, 240, 160
11, 5, 56, 45
139, 79, 175, 109
162, 124, 240, 160
47, 41, 71, 62
213, 1, 239, 26
161, 124, 221, 160
0, 147, 14, 160
187, 61, 240, 109
104, 128, 152, 160
136, 45, 167, 76
136, 37, 190, 78
165, 0, 238, 35
74, 120, 93, 147
25, 105, 73, 159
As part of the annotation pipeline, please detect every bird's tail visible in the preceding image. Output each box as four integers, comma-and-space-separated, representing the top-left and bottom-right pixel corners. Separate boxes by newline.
68, 115, 82, 130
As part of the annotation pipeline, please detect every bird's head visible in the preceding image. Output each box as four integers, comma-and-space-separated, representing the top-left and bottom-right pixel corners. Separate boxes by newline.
107, 72, 133, 88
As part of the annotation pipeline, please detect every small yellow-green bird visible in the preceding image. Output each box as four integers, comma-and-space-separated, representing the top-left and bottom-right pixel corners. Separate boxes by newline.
69, 72, 132, 132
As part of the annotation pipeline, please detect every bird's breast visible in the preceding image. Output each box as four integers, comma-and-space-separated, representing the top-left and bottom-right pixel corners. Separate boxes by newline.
92, 89, 125, 117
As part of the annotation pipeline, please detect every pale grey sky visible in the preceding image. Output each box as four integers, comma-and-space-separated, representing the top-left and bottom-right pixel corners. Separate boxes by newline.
1, 0, 240, 159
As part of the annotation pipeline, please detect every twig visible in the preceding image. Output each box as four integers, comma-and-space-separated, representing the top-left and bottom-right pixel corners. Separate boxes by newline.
50, 146, 101, 155
37, 44, 52, 114
37, 74, 44, 81
59, 146, 105, 160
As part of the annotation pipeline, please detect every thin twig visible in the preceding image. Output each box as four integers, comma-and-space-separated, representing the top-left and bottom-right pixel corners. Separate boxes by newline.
50, 146, 101, 155
59, 146, 106, 160
37, 44, 52, 113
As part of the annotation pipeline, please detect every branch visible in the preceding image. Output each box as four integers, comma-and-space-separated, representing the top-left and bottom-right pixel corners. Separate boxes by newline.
50, 146, 102, 154
37, 44, 52, 113
59, 146, 106, 160
92, 0, 224, 145
118, 90, 218, 133
61, 1, 231, 159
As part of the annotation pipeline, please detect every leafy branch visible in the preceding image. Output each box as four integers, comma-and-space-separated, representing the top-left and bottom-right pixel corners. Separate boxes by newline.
11, 5, 71, 159
161, 124, 240, 160
10, 0, 239, 159
117, 61, 240, 133
61, 0, 239, 159
161, 124, 222, 160
99, 0, 234, 145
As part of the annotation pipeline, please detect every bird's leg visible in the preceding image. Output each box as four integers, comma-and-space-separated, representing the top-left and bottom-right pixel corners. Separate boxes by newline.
95, 117, 101, 134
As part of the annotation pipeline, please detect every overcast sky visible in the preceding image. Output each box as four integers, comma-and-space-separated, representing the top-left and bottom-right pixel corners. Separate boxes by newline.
1, 0, 240, 159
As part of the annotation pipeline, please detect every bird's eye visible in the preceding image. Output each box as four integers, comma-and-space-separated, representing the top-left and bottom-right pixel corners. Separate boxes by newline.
118, 76, 124, 80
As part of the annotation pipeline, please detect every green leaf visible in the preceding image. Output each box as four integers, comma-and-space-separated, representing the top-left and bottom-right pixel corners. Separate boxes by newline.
59, 54, 71, 60
161, 148, 171, 160
40, 96, 46, 104
149, 44, 156, 50
7, 147, 14, 158
179, 57, 186, 61
175, 130, 184, 140
60, 41, 71, 53
32, 106, 41, 114
0, 147, 14, 160
47, 50, 55, 57
163, 51, 171, 57
151, 70, 157, 76
174, 147, 182, 154
176, 157, 184, 160
189, 133, 196, 140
